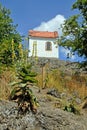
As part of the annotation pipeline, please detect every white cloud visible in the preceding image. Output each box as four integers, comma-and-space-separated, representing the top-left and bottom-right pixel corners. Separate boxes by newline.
33, 14, 65, 36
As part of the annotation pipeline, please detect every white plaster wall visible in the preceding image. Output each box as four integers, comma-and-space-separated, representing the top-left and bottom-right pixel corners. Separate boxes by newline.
28, 37, 59, 58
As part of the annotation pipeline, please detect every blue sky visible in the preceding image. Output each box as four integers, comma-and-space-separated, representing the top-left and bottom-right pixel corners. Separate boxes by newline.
0, 0, 83, 62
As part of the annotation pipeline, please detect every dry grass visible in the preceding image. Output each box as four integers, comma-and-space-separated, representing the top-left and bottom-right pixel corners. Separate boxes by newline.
0, 66, 87, 100
66, 76, 87, 98
0, 68, 16, 100
36, 69, 87, 99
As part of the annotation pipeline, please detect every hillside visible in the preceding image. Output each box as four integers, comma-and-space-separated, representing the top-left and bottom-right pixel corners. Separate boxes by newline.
0, 58, 87, 130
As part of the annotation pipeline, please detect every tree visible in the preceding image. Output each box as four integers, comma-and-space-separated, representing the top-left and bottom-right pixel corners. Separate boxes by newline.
0, 4, 21, 43
60, 0, 87, 68
0, 4, 22, 66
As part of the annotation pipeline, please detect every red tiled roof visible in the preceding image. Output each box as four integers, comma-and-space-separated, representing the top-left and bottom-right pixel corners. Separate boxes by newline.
29, 30, 58, 38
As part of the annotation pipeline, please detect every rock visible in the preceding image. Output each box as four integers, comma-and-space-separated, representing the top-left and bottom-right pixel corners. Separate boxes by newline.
47, 88, 61, 98
0, 99, 87, 130
36, 107, 87, 130
75, 98, 82, 104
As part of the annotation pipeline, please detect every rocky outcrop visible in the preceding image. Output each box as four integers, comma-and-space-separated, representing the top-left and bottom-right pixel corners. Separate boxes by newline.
36, 107, 87, 130
0, 98, 87, 130
29, 57, 83, 75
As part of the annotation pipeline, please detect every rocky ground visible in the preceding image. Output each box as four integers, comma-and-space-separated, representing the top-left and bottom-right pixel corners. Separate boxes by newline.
0, 87, 87, 130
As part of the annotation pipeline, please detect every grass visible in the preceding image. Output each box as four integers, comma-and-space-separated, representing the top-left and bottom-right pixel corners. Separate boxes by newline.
0, 65, 87, 103
66, 74, 87, 98
0, 68, 16, 99
36, 68, 87, 99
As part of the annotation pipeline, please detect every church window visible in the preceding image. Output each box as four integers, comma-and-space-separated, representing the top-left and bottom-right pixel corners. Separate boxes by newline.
45, 42, 52, 51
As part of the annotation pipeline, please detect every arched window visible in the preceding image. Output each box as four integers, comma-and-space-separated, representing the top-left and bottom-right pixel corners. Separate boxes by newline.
45, 42, 52, 51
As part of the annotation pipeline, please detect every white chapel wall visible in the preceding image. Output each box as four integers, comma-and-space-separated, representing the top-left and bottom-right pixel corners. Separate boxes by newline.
28, 37, 59, 58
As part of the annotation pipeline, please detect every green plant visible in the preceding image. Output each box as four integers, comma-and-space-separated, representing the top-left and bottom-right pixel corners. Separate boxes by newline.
63, 103, 80, 115
10, 64, 38, 114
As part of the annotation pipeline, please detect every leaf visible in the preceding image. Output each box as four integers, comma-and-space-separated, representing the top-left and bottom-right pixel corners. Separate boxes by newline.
9, 81, 18, 86
10, 87, 21, 99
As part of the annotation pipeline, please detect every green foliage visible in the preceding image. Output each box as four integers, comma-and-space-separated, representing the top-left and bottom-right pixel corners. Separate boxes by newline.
60, 0, 87, 68
63, 104, 80, 115
0, 4, 21, 43
10, 64, 38, 114
0, 40, 13, 65
17, 64, 37, 84
0, 39, 23, 66
72, 0, 87, 19
0, 3, 22, 66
